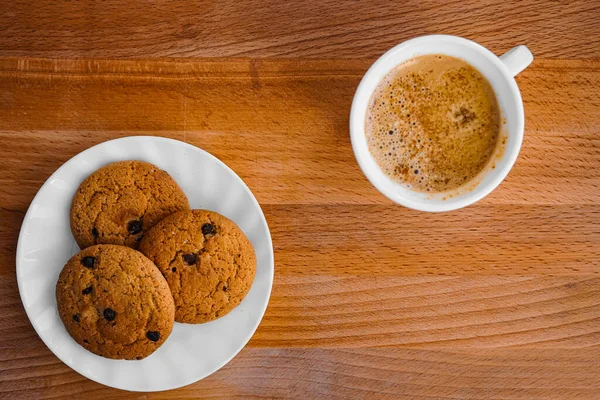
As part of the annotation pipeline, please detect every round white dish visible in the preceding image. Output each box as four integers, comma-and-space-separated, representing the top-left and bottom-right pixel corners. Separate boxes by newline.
16, 136, 274, 392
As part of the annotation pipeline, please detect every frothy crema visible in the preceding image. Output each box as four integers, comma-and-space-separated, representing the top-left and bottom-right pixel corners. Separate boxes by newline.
365, 54, 501, 193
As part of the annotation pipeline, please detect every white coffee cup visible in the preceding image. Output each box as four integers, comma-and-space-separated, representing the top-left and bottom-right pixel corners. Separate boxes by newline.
350, 35, 533, 212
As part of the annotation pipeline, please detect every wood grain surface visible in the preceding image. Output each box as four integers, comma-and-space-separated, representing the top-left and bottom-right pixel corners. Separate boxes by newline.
0, 1, 599, 399
1, 0, 599, 59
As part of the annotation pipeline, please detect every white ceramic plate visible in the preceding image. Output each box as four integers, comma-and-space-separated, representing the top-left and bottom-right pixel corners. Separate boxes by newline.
16, 136, 274, 392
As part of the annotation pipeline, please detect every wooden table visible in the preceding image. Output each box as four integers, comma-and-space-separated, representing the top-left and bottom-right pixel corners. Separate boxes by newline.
1, 1, 599, 398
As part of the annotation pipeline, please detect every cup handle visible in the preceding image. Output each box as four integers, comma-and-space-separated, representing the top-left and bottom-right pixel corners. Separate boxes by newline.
499, 45, 534, 76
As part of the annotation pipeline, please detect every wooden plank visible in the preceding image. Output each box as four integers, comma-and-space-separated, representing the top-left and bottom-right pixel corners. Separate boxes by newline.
3, 203, 599, 277
254, 275, 600, 347
0, 1, 598, 59
0, 59, 598, 208
264, 204, 600, 276
2, 276, 599, 349
3, 204, 599, 283
1, 347, 598, 399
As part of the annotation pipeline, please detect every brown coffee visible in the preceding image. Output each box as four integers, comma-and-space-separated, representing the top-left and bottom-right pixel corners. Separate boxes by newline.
365, 54, 501, 193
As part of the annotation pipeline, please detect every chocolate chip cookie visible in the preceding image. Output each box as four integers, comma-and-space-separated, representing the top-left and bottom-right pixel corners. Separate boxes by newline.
56, 245, 175, 360
70, 161, 190, 250
139, 210, 256, 324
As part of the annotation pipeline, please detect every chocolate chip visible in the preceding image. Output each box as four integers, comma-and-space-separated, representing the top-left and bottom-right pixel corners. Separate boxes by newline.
182, 253, 197, 265
128, 220, 143, 235
172, 267, 177, 272
73, 314, 81, 323
83, 339, 89, 344
222, 286, 228, 292
81, 256, 95, 269
201, 223, 216, 236
92, 228, 99, 237
414, 170, 419, 174
136, 356, 142, 360
146, 331, 160, 342
103, 308, 116, 321
82, 286, 92, 295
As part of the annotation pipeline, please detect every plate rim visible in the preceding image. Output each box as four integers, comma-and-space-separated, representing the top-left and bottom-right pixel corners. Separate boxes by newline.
15, 136, 274, 392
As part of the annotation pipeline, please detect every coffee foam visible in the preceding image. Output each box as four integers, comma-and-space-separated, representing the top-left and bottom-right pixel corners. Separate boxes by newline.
365, 55, 501, 193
